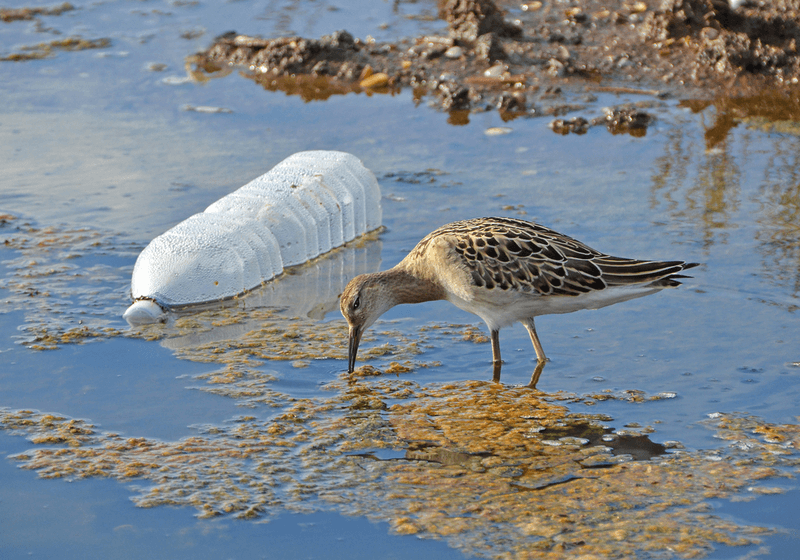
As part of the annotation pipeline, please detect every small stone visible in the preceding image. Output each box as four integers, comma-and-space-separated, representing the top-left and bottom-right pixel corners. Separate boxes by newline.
483, 63, 506, 78
360, 72, 389, 88
700, 27, 720, 41
497, 92, 525, 112
475, 33, 505, 62
444, 46, 463, 59
485, 126, 512, 135
162, 76, 192, 85
546, 58, 565, 77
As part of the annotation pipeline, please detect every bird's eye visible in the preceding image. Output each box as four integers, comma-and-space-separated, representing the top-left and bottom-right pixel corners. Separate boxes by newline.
353, 296, 360, 310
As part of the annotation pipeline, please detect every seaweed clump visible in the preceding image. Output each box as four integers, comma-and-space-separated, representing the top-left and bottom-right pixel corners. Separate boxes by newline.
0, 2, 74, 22
1, 37, 111, 61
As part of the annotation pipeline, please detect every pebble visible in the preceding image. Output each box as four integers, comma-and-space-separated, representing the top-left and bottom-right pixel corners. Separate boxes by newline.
444, 46, 463, 59
360, 72, 389, 88
162, 76, 192, 85
484, 64, 506, 78
485, 126, 513, 136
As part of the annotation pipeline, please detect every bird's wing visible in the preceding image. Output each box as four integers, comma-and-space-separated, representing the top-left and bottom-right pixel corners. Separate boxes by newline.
423, 217, 696, 297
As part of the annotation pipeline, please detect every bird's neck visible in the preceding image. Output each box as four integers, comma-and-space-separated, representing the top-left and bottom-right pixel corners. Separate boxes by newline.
375, 267, 446, 306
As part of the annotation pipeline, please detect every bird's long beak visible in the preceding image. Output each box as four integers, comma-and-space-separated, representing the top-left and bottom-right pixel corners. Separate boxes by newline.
347, 324, 362, 373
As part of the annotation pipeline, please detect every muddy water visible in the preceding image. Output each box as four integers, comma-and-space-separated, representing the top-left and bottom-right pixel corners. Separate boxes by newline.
2, 2, 800, 559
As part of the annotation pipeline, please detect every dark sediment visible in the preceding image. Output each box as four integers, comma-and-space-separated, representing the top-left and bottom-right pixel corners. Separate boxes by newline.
188, 0, 800, 132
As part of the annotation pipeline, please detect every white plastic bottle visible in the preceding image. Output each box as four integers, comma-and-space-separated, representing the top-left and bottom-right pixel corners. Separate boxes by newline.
123, 151, 382, 325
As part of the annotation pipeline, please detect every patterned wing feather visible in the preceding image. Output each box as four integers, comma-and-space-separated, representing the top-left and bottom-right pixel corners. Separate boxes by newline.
422, 217, 697, 296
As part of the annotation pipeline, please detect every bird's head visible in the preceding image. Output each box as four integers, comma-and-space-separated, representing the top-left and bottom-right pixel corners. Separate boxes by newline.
339, 273, 397, 373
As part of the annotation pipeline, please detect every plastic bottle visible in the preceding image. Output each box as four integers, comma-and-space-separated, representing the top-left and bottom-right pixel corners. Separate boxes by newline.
123, 151, 382, 325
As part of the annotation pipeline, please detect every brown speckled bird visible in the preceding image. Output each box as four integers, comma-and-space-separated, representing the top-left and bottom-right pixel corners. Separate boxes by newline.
340, 217, 697, 384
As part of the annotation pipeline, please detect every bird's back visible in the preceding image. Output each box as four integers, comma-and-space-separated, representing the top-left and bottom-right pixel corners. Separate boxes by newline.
401, 217, 697, 318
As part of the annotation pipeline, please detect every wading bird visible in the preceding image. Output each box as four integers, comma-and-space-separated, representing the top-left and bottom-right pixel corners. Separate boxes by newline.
340, 217, 697, 386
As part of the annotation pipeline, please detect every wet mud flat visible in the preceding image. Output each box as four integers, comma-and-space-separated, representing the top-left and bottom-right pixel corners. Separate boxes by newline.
191, 0, 800, 131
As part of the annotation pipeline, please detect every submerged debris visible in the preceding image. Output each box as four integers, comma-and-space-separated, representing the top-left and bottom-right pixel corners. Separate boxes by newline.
0, 216, 137, 348
549, 106, 655, 136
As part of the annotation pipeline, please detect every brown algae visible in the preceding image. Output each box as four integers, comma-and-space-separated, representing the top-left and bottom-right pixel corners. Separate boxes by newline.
0, 2, 74, 23
1, 392, 796, 558
1, 37, 111, 61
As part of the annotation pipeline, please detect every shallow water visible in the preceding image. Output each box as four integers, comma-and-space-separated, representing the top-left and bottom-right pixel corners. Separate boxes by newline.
2, 1, 800, 559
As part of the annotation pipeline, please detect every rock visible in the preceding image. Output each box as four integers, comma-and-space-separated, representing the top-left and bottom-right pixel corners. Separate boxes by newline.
475, 32, 506, 61
441, 0, 522, 43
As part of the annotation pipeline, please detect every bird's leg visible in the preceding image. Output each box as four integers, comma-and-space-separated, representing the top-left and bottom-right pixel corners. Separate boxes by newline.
522, 319, 547, 389
522, 318, 547, 363
490, 329, 502, 363
490, 329, 503, 382
491, 327, 503, 361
